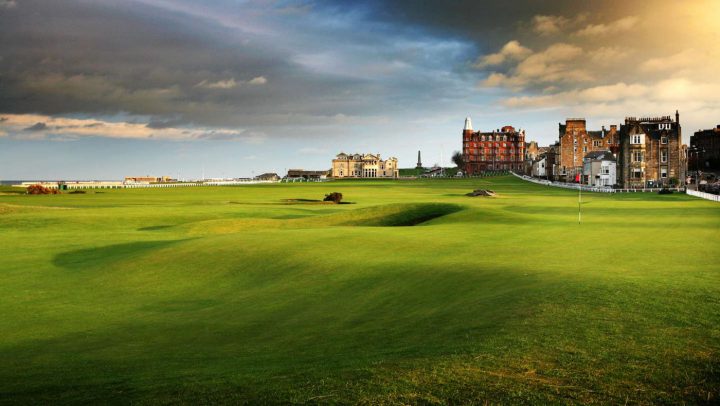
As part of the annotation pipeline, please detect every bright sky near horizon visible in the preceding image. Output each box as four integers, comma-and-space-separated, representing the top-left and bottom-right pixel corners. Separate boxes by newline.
1, 0, 719, 179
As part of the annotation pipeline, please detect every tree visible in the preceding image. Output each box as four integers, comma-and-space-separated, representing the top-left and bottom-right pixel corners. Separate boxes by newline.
451, 151, 464, 169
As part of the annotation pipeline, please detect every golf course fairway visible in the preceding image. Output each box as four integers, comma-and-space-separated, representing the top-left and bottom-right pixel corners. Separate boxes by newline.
1, 176, 718, 404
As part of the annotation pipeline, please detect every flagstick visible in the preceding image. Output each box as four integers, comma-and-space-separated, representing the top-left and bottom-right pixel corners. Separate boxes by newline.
578, 183, 582, 224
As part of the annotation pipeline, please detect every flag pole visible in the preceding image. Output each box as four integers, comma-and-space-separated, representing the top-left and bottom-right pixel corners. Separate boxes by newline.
578, 182, 582, 224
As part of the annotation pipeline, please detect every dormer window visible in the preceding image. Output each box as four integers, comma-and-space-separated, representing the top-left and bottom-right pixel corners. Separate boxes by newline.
661, 136, 668, 144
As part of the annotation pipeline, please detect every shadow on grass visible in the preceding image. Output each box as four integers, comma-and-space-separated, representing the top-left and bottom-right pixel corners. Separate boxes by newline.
52, 240, 184, 270
336, 203, 464, 227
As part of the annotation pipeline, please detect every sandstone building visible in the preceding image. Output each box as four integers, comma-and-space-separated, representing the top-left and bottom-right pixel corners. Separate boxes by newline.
331, 153, 398, 178
557, 119, 619, 181
462, 117, 525, 175
617, 112, 682, 188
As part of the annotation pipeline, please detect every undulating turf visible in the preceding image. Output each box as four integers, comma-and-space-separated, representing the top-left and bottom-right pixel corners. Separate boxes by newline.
1, 176, 718, 404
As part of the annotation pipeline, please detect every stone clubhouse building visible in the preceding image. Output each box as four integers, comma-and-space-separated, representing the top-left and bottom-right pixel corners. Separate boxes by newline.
331, 153, 399, 178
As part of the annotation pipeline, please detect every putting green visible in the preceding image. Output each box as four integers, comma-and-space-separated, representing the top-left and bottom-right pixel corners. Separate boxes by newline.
0, 176, 718, 404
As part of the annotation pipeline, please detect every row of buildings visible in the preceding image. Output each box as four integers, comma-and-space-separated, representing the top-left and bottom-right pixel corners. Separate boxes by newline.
463, 111, 718, 188
285, 153, 400, 180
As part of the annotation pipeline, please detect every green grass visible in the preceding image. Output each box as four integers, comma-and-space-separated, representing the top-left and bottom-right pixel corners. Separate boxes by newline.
1, 176, 718, 404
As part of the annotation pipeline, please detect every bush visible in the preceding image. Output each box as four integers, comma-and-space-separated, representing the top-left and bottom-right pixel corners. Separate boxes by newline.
323, 192, 343, 203
27, 184, 60, 195
658, 188, 673, 195
69, 190, 86, 194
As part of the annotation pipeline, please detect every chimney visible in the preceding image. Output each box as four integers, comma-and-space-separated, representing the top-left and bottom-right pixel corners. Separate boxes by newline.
676, 110, 680, 125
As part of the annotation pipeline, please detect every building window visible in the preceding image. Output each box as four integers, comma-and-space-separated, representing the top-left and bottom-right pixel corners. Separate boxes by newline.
661, 136, 668, 144
593, 140, 601, 147
631, 134, 643, 144
632, 151, 643, 162
632, 169, 643, 179
583, 146, 587, 153
661, 150, 668, 163
661, 168, 668, 178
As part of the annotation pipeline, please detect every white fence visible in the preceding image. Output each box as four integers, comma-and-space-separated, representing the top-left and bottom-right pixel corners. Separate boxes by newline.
511, 172, 616, 193
511, 172, 690, 194
686, 188, 720, 202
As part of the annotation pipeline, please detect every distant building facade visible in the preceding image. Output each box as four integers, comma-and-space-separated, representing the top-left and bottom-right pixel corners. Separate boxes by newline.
331, 153, 398, 178
524, 140, 539, 175
124, 176, 174, 183
531, 156, 547, 178
690, 125, 720, 170
254, 173, 281, 181
286, 169, 329, 180
617, 112, 682, 188
557, 119, 619, 182
462, 117, 526, 175
582, 151, 617, 187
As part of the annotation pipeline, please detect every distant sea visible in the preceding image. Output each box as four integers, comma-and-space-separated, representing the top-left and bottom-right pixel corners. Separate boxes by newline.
0, 180, 119, 185
1, 180, 30, 185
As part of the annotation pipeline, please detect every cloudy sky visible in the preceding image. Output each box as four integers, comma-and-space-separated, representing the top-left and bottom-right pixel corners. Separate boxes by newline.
1, 0, 719, 179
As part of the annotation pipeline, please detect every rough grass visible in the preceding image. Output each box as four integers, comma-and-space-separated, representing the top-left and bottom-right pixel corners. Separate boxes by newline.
0, 176, 718, 404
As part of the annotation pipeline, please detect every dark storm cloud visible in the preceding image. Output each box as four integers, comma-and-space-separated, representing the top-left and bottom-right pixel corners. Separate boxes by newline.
0, 0, 485, 133
23, 122, 48, 132
0, 0, 302, 123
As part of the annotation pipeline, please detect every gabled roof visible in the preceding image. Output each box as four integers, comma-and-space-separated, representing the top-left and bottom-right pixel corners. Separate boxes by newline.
583, 150, 615, 161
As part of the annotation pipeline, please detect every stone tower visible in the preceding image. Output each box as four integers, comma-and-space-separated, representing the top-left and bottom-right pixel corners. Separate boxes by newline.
416, 150, 423, 168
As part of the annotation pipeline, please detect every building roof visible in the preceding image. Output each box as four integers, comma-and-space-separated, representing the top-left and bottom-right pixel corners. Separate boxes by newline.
583, 150, 615, 161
